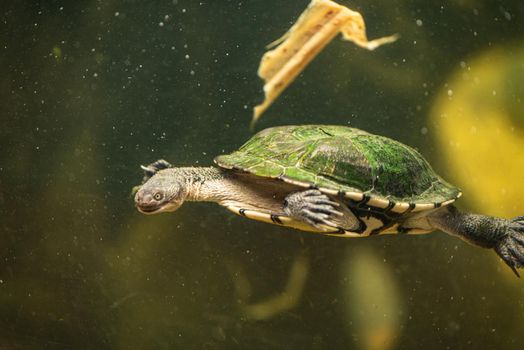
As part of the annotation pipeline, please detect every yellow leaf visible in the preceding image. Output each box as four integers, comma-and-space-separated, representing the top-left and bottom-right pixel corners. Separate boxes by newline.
252, 0, 397, 129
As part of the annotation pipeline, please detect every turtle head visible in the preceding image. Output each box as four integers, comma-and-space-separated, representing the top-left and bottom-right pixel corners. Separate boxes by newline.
134, 165, 187, 215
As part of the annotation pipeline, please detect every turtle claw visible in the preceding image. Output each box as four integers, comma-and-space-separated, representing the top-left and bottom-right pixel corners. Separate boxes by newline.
141, 159, 173, 183
284, 189, 343, 230
494, 216, 524, 277
302, 189, 340, 206
302, 209, 338, 229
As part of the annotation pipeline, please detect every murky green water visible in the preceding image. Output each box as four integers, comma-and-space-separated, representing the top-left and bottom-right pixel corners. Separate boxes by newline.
2, 1, 523, 349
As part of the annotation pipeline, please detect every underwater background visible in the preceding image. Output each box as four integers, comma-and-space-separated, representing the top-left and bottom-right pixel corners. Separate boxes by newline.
1, 0, 523, 349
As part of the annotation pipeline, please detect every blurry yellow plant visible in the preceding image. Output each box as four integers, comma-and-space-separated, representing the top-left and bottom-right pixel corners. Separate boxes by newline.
431, 46, 524, 218
341, 247, 403, 350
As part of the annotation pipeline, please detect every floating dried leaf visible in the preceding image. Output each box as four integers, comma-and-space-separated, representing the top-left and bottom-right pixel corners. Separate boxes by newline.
252, 0, 398, 129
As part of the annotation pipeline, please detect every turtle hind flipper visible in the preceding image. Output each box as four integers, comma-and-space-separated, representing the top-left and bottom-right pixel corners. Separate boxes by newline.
428, 206, 524, 277
494, 216, 524, 277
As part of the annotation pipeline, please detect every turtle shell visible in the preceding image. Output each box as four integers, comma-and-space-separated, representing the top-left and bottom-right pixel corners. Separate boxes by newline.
215, 125, 461, 214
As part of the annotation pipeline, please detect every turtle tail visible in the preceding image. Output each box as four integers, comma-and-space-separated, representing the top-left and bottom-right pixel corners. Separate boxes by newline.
494, 215, 524, 277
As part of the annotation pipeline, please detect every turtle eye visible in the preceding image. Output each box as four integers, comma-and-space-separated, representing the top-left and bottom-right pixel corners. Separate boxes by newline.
153, 192, 164, 201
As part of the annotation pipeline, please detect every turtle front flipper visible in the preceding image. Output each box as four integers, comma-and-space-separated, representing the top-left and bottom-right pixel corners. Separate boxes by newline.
140, 159, 173, 183
429, 205, 524, 276
284, 189, 358, 232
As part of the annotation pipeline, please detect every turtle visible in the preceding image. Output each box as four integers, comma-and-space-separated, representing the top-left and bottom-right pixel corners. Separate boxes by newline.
134, 125, 524, 276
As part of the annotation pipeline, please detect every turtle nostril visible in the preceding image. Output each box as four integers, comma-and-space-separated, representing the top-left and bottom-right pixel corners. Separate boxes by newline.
135, 191, 145, 203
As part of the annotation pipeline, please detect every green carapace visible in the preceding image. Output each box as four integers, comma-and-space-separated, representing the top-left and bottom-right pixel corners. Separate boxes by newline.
217, 125, 459, 211
134, 125, 524, 276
